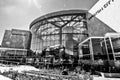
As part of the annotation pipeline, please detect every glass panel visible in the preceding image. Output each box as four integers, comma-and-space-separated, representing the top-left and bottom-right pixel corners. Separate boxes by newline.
79, 22, 84, 27
111, 37, 120, 60
62, 34, 66, 40
73, 35, 80, 41
38, 24, 59, 35
106, 38, 114, 60
73, 35, 85, 42
81, 44, 91, 60
54, 35, 59, 40
62, 40, 65, 47
30, 14, 87, 55
101, 41, 108, 59
51, 35, 55, 40
92, 38, 108, 60
62, 26, 73, 33
112, 37, 120, 52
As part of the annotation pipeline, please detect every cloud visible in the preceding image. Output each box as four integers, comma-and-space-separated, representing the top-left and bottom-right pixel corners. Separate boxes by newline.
0, 0, 42, 15
0, 0, 16, 7
1, 6, 15, 14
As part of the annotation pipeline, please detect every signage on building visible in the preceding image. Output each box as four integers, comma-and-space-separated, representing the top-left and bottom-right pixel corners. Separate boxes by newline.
2, 29, 31, 49
89, 0, 114, 19
89, 0, 120, 32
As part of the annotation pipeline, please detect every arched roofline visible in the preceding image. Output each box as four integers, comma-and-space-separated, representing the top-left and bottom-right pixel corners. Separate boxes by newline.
29, 9, 88, 29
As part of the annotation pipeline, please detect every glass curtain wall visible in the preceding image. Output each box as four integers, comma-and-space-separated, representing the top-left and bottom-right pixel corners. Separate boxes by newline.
30, 13, 88, 55
103, 34, 120, 61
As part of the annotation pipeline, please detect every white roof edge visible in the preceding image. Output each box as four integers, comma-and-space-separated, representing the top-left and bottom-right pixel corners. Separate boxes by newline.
105, 33, 120, 37
78, 36, 104, 46
0, 47, 28, 51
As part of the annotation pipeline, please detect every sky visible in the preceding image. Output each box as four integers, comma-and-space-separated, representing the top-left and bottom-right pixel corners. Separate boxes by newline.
0, 0, 98, 44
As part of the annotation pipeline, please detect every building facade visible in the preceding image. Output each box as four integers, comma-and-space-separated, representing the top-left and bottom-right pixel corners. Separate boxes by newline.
0, 29, 31, 56
30, 10, 89, 55
30, 9, 116, 55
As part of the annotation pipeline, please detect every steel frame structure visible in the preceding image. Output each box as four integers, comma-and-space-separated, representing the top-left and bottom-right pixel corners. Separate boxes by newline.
78, 37, 104, 61
30, 10, 88, 54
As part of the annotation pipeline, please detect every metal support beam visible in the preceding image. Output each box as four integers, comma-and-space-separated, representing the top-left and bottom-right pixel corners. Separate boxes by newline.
104, 37, 110, 61
109, 36, 116, 61
89, 38, 94, 61
59, 28, 62, 45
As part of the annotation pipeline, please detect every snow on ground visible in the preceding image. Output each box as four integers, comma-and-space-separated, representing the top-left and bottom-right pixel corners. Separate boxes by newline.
11, 65, 40, 73
93, 77, 120, 80
93, 73, 120, 80
0, 75, 12, 80
0, 64, 40, 73
0, 64, 120, 80
0, 64, 40, 80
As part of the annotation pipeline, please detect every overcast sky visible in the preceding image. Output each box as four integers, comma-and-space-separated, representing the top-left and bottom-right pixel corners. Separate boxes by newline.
0, 0, 98, 44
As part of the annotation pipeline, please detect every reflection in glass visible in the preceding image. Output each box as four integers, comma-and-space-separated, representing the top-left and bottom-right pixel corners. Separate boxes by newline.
30, 13, 88, 54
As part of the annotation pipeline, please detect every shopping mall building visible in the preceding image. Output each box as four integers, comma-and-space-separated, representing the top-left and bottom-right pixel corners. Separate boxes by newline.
29, 9, 116, 55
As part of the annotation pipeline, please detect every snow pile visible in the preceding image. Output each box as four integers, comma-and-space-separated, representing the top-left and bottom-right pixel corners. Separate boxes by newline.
0, 66, 11, 73
93, 77, 120, 80
12, 65, 40, 73
93, 72, 120, 80
0, 75, 12, 80
0, 65, 40, 73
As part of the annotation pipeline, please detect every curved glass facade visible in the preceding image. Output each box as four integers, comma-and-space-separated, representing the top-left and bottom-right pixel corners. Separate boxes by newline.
30, 10, 88, 55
